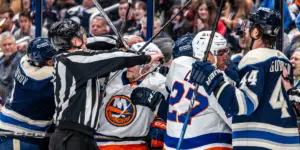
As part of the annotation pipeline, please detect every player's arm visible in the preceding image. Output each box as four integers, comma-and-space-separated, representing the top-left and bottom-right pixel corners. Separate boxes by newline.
61, 49, 162, 79
190, 61, 264, 117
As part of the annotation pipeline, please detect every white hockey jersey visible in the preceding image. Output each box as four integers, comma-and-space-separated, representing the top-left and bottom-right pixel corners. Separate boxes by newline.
96, 70, 168, 146
164, 56, 232, 150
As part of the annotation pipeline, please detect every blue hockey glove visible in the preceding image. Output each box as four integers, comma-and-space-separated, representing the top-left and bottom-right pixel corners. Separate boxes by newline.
131, 87, 165, 111
158, 66, 169, 77
225, 67, 240, 86
190, 61, 224, 95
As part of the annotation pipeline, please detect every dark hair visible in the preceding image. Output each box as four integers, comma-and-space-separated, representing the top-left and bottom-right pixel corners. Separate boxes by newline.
0, 7, 14, 19
19, 10, 32, 21
120, 0, 128, 5
168, 5, 183, 23
135, 1, 146, 11
197, 0, 217, 28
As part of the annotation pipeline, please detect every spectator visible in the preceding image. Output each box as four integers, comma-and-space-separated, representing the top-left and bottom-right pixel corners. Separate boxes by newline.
65, 0, 98, 31
42, 0, 60, 29
221, 0, 253, 30
141, 17, 170, 40
166, 5, 184, 40
195, 0, 227, 35
113, 0, 138, 35
90, 16, 109, 36
14, 10, 48, 40
0, 7, 18, 34
0, 0, 21, 14
0, 32, 23, 103
134, 0, 146, 23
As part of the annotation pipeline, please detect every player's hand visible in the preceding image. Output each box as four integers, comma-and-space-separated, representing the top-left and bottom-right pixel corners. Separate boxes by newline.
225, 67, 240, 87
131, 87, 165, 111
191, 61, 224, 95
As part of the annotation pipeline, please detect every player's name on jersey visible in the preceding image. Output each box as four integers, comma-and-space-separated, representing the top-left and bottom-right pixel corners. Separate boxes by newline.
269, 59, 291, 73
15, 67, 28, 85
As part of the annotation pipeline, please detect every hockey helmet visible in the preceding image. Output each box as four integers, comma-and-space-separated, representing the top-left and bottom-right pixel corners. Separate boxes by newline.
131, 42, 162, 74
192, 31, 227, 65
48, 19, 85, 52
27, 37, 56, 67
248, 7, 281, 37
172, 33, 194, 59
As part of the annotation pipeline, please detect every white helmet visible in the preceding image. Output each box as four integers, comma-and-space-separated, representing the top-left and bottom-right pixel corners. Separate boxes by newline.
192, 31, 227, 64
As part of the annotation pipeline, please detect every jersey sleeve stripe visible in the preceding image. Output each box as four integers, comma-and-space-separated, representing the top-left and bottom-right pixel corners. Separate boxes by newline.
233, 130, 299, 144
233, 139, 300, 150
232, 122, 299, 135
164, 132, 232, 149
235, 89, 246, 115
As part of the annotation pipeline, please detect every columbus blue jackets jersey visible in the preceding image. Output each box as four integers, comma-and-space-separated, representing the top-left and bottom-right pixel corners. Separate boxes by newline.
216, 48, 300, 149
0, 55, 54, 136
164, 56, 232, 150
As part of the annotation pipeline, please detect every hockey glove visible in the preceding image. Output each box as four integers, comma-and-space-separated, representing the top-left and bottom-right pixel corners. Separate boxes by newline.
190, 61, 224, 95
148, 117, 166, 149
131, 87, 165, 111
158, 66, 169, 77
224, 67, 240, 87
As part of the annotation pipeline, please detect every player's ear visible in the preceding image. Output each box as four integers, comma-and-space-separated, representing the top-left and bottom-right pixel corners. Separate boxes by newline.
45, 59, 54, 66
250, 27, 261, 40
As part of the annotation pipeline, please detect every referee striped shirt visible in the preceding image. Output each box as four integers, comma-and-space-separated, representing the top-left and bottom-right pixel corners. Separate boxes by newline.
53, 49, 151, 134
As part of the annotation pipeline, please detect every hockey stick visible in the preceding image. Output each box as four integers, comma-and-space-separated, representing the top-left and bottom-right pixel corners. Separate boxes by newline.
91, 0, 130, 49
0, 131, 146, 141
138, 0, 192, 52
117, 0, 133, 48
176, 0, 226, 149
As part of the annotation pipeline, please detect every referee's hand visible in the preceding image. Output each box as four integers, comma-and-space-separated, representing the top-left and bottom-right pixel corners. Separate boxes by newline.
148, 53, 164, 64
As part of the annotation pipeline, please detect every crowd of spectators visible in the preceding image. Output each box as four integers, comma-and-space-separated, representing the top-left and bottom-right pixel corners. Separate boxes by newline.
0, 0, 300, 112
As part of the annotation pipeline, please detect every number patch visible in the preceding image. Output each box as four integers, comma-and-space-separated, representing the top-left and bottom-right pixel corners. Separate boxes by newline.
168, 81, 208, 124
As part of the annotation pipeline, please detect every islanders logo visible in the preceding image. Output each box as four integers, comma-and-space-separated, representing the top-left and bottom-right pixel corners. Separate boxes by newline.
105, 95, 136, 127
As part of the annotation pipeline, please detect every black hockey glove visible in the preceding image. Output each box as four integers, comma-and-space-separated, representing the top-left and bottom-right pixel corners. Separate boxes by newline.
131, 87, 165, 111
158, 66, 169, 77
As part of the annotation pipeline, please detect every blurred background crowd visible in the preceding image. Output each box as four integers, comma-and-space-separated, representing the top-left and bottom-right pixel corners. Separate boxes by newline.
0, 0, 300, 112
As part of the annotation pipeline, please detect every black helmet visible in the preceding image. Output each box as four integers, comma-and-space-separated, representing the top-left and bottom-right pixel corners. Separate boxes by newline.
48, 19, 84, 51
249, 7, 281, 37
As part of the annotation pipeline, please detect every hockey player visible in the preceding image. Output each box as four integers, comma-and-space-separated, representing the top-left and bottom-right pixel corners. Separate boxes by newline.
96, 42, 168, 150
190, 7, 300, 149
164, 32, 232, 150
0, 37, 56, 150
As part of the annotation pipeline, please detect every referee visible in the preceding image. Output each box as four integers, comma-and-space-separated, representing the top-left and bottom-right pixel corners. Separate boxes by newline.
48, 19, 163, 150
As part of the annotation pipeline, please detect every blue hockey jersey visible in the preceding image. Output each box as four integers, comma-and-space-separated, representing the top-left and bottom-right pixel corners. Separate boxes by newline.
0, 55, 54, 136
216, 48, 300, 149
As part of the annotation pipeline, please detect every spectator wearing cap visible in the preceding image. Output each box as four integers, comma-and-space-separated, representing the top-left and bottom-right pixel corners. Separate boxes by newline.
0, 32, 23, 103
90, 16, 109, 36
0, 7, 18, 34
14, 10, 48, 40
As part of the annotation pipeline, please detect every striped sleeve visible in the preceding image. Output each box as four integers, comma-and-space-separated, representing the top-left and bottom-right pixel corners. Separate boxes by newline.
59, 50, 151, 79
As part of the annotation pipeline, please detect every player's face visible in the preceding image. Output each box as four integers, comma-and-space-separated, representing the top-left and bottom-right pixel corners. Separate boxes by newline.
127, 65, 141, 82
290, 51, 300, 76
207, 52, 215, 65
198, 3, 209, 21
217, 49, 229, 71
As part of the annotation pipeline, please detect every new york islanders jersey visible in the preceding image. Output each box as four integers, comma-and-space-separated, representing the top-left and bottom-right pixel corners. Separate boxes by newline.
0, 55, 54, 136
96, 70, 168, 147
164, 56, 232, 150
216, 48, 300, 149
